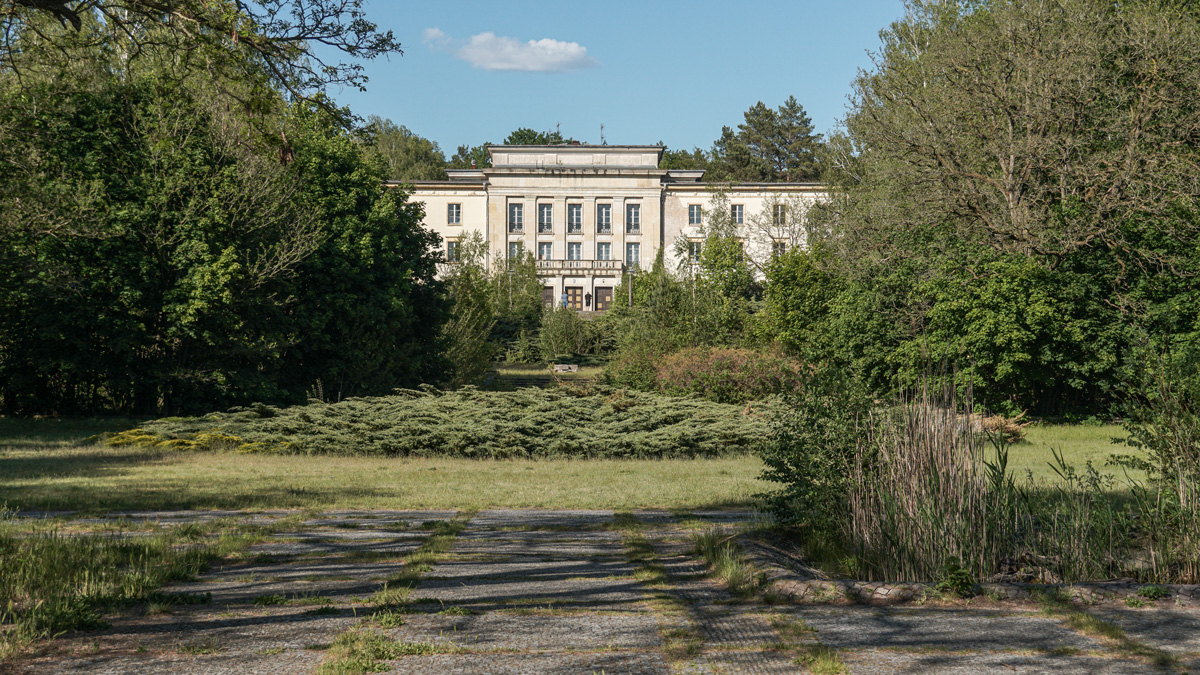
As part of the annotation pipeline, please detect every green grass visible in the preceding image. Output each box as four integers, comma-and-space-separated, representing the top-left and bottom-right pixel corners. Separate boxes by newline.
1007, 424, 1141, 482
0, 417, 766, 512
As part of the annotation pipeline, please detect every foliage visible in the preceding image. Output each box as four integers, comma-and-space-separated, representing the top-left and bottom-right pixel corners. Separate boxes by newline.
0, 58, 448, 414
106, 386, 774, 459
758, 0, 1200, 418
1116, 349, 1200, 583
761, 370, 1196, 584
2, 0, 400, 122
538, 306, 605, 361
655, 347, 803, 405
757, 368, 874, 535
363, 116, 448, 181
439, 233, 497, 387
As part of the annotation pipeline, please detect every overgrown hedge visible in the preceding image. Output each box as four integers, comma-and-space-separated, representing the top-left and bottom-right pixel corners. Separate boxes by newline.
105, 386, 771, 459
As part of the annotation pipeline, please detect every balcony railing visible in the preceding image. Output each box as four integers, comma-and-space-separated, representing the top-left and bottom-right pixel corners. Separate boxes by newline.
535, 260, 624, 273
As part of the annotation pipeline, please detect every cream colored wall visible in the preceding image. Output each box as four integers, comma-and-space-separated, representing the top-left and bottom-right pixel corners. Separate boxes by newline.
662, 186, 826, 276
410, 187, 488, 260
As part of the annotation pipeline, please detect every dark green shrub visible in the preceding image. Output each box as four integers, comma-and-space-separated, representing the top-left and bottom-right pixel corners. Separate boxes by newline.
757, 368, 873, 534
107, 387, 771, 459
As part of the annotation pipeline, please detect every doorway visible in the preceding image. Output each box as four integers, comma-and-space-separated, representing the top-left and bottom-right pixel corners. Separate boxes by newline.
594, 287, 613, 312
565, 286, 584, 310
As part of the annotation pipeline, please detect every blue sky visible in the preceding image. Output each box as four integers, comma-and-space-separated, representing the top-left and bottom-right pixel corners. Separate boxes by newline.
323, 1, 907, 153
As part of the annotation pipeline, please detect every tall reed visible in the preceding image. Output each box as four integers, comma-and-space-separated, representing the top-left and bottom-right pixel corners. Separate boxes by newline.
847, 382, 1016, 582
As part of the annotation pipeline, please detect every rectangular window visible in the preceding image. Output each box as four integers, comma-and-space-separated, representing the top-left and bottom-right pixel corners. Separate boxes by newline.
772, 240, 787, 257
625, 203, 641, 233
567, 242, 582, 261
508, 203, 524, 233
688, 204, 702, 226
731, 204, 744, 225
688, 241, 702, 262
773, 204, 787, 226
567, 203, 582, 233
538, 203, 553, 233
446, 240, 460, 262
596, 203, 612, 234
538, 242, 553, 260
626, 243, 640, 268
508, 241, 523, 259
597, 242, 611, 261
447, 203, 462, 225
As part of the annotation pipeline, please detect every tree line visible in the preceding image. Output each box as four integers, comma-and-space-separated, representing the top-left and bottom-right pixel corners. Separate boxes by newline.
367, 96, 824, 183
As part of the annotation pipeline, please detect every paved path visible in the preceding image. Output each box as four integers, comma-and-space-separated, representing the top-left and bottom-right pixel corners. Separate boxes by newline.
12, 509, 1199, 674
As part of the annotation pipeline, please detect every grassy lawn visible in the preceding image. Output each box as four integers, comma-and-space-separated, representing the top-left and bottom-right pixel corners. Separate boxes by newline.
1009, 423, 1141, 483
0, 418, 766, 513
0, 417, 1144, 514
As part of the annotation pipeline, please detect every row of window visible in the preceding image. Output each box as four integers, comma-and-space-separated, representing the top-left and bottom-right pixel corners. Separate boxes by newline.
448, 202, 790, 228
446, 239, 790, 263
503, 241, 641, 263
507, 203, 641, 235
688, 204, 789, 227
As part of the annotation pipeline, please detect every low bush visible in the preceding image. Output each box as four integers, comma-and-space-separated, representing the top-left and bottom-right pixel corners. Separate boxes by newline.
105, 386, 771, 459
655, 347, 804, 404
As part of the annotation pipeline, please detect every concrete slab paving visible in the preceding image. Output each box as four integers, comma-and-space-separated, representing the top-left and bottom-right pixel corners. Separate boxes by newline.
469, 508, 615, 529
840, 649, 1161, 675
13, 508, 1198, 675
378, 652, 668, 674
389, 612, 664, 650
789, 607, 1101, 653
1092, 606, 1200, 655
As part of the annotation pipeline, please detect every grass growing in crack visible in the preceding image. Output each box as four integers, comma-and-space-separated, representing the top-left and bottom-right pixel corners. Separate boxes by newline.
624, 534, 667, 586
436, 606, 475, 616
318, 630, 453, 675
768, 614, 816, 640
693, 529, 766, 597
1034, 590, 1178, 668
305, 606, 341, 616
661, 626, 703, 659
0, 516, 265, 664
794, 644, 848, 674
253, 593, 287, 606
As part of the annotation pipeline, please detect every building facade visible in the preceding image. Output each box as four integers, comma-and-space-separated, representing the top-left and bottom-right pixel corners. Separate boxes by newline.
402, 144, 825, 311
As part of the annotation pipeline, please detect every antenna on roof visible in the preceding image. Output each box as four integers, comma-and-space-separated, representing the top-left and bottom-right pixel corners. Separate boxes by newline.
600, 123, 606, 146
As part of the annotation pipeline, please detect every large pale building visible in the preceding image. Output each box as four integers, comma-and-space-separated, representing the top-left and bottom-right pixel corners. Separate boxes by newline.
401, 144, 825, 311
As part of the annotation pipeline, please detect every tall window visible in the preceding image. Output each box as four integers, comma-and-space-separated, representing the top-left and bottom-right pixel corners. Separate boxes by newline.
447, 203, 462, 225
625, 203, 641, 233
730, 204, 744, 225
596, 203, 612, 233
538, 242, 553, 260
508, 241, 524, 259
597, 242, 612, 261
567, 203, 582, 233
538, 204, 553, 233
688, 204, 702, 225
688, 241, 702, 262
446, 240, 460, 262
508, 203, 524, 233
773, 204, 787, 226
567, 242, 582, 261
772, 240, 787, 257
626, 243, 640, 268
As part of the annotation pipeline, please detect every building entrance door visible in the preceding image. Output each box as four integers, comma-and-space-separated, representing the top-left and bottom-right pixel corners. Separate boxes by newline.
565, 286, 584, 310
542, 286, 555, 306
594, 287, 613, 312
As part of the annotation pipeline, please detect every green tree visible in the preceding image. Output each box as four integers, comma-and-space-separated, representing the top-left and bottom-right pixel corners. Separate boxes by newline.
364, 116, 447, 181
503, 127, 572, 145
2, 0, 400, 121
449, 144, 491, 169
440, 232, 498, 387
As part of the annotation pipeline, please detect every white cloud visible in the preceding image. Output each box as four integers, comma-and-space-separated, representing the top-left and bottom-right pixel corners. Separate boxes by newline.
455, 32, 598, 72
422, 27, 451, 49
